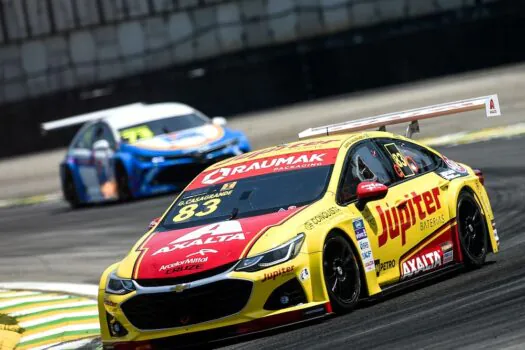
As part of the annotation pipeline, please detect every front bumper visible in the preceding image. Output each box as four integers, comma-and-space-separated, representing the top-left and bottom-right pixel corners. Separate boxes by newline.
131, 145, 243, 197
99, 253, 331, 349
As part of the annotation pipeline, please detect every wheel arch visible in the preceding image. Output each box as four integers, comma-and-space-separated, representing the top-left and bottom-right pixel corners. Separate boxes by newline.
324, 228, 371, 298
449, 183, 497, 254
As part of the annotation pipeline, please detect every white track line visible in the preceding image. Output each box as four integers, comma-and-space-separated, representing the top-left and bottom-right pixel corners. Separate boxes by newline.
0, 291, 42, 298
0, 282, 98, 298
19, 310, 99, 328
11, 300, 97, 317
19, 323, 100, 343
0, 295, 70, 309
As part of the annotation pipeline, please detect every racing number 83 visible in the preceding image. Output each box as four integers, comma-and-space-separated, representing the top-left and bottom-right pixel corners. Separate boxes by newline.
172, 199, 221, 222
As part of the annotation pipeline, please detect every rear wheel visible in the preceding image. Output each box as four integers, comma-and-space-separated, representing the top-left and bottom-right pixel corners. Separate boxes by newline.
116, 163, 132, 202
63, 169, 81, 209
457, 191, 488, 268
322, 233, 361, 313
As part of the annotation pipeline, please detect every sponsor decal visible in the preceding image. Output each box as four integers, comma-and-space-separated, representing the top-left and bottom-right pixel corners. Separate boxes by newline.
187, 149, 339, 189
440, 241, 453, 253
492, 220, 500, 244
232, 140, 340, 161
262, 265, 295, 282
353, 218, 375, 272
384, 143, 415, 178
177, 189, 233, 206
443, 156, 467, 174
401, 249, 442, 279
152, 221, 245, 255
186, 248, 218, 257
163, 264, 202, 275
304, 207, 342, 230
132, 124, 224, 150
443, 250, 454, 264
299, 268, 310, 282
377, 187, 442, 247
420, 214, 445, 231
159, 257, 208, 272
353, 218, 368, 241
438, 169, 463, 181
135, 208, 304, 280
359, 240, 370, 250
375, 259, 396, 277
361, 182, 385, 191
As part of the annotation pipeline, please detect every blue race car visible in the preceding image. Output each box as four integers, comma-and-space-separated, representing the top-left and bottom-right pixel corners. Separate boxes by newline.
41, 102, 251, 208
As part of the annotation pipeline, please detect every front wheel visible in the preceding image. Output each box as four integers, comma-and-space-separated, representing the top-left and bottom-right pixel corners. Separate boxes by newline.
63, 169, 81, 209
457, 191, 488, 268
322, 233, 362, 313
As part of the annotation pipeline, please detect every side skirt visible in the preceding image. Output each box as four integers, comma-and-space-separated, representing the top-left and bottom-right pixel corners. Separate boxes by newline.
366, 263, 464, 301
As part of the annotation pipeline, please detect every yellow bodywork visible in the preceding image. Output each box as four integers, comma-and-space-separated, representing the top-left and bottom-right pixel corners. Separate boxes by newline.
98, 131, 498, 347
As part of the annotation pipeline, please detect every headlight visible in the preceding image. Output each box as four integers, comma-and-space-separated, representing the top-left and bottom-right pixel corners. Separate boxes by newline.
235, 233, 305, 272
105, 272, 136, 295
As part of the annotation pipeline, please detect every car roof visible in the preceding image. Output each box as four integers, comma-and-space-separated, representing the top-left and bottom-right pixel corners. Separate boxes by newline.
206, 134, 356, 170
103, 102, 198, 130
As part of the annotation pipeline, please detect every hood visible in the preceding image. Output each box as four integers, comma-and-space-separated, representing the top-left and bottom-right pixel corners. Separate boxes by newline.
132, 207, 304, 280
125, 124, 228, 154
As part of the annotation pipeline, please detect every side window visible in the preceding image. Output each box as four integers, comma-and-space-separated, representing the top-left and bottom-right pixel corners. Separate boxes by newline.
377, 138, 442, 181
94, 123, 116, 149
338, 141, 394, 204
72, 125, 96, 149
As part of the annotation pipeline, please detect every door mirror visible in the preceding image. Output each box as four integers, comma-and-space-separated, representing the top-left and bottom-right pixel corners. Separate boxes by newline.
356, 182, 388, 211
212, 116, 227, 126
148, 217, 161, 230
93, 139, 111, 151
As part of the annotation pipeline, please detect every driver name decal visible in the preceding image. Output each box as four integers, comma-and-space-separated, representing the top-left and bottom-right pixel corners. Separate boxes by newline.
377, 187, 442, 247
187, 148, 339, 189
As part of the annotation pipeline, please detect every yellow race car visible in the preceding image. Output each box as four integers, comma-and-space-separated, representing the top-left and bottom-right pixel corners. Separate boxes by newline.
98, 95, 501, 349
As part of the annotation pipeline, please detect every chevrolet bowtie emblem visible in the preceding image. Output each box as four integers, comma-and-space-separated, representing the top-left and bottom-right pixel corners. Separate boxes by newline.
172, 283, 190, 293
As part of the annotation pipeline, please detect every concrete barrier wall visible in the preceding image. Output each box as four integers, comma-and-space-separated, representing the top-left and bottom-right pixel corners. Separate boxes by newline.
0, 0, 496, 104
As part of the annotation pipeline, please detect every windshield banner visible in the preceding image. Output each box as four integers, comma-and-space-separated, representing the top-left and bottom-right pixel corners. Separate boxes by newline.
187, 148, 339, 190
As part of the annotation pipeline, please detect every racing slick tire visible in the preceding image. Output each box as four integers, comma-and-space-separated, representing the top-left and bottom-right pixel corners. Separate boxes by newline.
322, 232, 362, 313
116, 163, 132, 202
457, 190, 488, 269
63, 169, 82, 209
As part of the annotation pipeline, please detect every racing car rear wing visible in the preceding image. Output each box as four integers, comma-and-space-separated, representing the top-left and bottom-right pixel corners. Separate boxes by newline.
298, 94, 501, 139
40, 102, 145, 134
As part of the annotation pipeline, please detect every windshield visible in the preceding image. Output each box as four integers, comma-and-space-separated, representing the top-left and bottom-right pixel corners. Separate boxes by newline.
160, 165, 333, 230
118, 114, 209, 143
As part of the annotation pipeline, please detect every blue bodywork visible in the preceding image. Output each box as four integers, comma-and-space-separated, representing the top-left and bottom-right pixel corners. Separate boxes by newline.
60, 126, 251, 205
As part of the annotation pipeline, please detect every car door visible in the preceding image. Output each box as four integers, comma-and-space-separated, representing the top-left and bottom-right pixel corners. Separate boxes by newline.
372, 137, 452, 283
68, 123, 102, 201
92, 122, 118, 200
336, 139, 400, 286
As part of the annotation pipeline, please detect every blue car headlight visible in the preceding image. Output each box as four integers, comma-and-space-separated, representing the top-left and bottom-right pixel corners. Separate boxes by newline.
235, 233, 305, 272
105, 271, 136, 295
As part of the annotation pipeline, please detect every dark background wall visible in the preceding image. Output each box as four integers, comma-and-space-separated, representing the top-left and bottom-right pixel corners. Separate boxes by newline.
0, 0, 523, 159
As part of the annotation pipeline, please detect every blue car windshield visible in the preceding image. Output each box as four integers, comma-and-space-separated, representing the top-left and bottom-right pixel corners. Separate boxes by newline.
159, 165, 334, 230
119, 114, 209, 143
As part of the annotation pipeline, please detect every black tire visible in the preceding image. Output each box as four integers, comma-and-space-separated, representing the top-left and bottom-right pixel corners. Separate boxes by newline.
63, 169, 81, 209
457, 190, 488, 268
116, 163, 132, 202
322, 233, 362, 313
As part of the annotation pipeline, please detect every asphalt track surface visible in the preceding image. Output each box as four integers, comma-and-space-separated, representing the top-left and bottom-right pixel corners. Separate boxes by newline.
0, 135, 524, 349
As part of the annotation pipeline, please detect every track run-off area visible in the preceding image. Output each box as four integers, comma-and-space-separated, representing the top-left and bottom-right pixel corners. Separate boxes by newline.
1, 63, 525, 349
